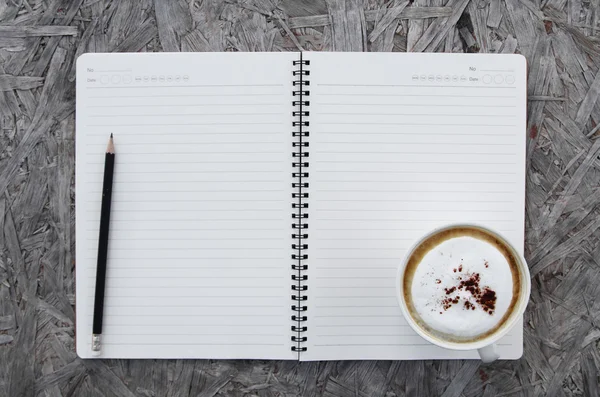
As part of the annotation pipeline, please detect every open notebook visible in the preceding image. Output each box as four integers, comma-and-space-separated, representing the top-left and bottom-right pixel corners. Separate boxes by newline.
76, 52, 527, 360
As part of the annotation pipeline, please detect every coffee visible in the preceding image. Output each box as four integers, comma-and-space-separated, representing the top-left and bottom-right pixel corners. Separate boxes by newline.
403, 227, 521, 343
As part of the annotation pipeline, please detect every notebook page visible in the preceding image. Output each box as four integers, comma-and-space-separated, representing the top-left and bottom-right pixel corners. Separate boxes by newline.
304, 53, 526, 361
76, 52, 297, 359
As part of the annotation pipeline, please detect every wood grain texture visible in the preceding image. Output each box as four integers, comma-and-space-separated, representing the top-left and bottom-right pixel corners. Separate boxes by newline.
1, 0, 599, 395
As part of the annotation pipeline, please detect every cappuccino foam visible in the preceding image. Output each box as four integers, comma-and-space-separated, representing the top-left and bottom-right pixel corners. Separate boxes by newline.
407, 233, 518, 341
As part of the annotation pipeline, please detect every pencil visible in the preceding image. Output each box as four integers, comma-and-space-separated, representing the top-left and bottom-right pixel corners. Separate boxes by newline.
92, 133, 115, 354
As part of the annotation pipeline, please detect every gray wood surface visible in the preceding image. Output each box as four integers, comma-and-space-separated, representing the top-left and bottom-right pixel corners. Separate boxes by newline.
1, 0, 599, 396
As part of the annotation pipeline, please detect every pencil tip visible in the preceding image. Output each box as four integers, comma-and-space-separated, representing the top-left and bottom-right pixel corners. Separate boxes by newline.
107, 134, 115, 154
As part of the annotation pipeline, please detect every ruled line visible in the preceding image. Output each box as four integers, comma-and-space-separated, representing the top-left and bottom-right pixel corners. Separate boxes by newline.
315, 294, 397, 299
315, 277, 391, 280
316, 333, 412, 337
85, 181, 282, 184
314, 142, 516, 146
316, 181, 515, 184
103, 333, 282, 336
87, 170, 282, 174
88, 83, 284, 89
104, 305, 281, 308
318, 93, 517, 98
317, 83, 516, 89
86, 161, 285, 165
88, 112, 281, 117
89, 314, 281, 317
315, 161, 516, 165
97, 343, 285, 346
318, 122, 517, 126
83, 149, 283, 153
314, 209, 513, 213
315, 151, 516, 155
100, 286, 282, 289
316, 248, 404, 251
320, 112, 516, 117
313, 257, 411, 260
85, 238, 284, 241
88, 155, 285, 159
316, 228, 516, 232
105, 332, 288, 336
317, 266, 397, 269
314, 197, 514, 201
88, 103, 282, 108
85, 142, 283, 146
316, 103, 517, 108
317, 238, 411, 241
86, 195, 284, 199
315, 170, 516, 175
314, 315, 399, 318
85, 228, 283, 231
87, 247, 284, 251
91, 266, 281, 270
94, 276, 282, 280
311, 286, 396, 289
86, 132, 281, 136
87, 294, 281, 296
87, 122, 285, 127
88, 93, 281, 99
319, 132, 515, 136
314, 219, 514, 223
314, 324, 404, 328
315, 305, 398, 309
84, 256, 284, 260
85, 208, 283, 212
85, 219, 284, 223
86, 189, 284, 194
312, 343, 433, 346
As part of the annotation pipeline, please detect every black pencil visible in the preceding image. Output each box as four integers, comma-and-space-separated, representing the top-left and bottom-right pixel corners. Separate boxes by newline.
92, 133, 115, 354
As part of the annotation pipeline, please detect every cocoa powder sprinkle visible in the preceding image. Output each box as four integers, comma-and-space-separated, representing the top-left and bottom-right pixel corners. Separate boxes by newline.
478, 288, 497, 313
437, 271, 498, 315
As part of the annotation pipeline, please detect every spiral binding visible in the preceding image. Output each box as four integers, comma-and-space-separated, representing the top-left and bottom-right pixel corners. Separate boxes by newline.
291, 55, 309, 354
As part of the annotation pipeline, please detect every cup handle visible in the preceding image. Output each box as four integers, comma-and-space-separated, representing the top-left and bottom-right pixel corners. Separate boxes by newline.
478, 344, 499, 363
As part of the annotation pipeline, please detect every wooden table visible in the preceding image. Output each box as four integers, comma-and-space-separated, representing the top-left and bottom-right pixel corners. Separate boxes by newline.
1, 1, 599, 396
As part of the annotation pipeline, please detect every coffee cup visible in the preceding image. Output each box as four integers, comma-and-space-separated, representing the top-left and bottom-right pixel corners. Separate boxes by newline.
396, 223, 531, 363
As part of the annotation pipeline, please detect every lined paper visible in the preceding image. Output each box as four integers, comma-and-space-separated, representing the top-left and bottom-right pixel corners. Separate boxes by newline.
303, 53, 527, 361
76, 53, 297, 359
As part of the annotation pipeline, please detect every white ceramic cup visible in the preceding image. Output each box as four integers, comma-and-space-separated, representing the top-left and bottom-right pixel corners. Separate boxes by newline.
396, 223, 531, 363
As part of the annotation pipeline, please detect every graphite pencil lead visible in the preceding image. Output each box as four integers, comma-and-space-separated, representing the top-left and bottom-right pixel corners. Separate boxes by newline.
107, 134, 115, 154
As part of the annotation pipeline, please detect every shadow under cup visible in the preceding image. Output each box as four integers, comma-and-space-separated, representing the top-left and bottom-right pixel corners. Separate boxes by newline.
396, 224, 531, 351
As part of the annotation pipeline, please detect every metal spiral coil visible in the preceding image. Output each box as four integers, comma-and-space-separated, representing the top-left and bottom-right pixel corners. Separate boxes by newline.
291, 56, 309, 354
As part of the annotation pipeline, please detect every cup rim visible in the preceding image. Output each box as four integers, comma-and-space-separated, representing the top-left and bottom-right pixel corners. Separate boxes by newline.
396, 222, 531, 351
